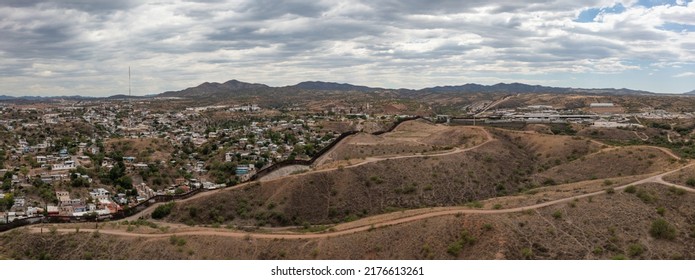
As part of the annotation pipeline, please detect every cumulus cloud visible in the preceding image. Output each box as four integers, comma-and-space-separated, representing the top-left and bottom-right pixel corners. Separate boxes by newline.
674, 72, 695, 78
0, 0, 694, 96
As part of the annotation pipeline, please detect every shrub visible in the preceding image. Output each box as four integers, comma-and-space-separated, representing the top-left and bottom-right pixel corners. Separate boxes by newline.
650, 219, 676, 240
603, 180, 614, 186
656, 207, 665, 216
624, 186, 637, 193
542, 179, 556, 186
606, 188, 615, 194
521, 247, 533, 259
636, 190, 656, 204
447, 242, 463, 256
627, 243, 644, 257
668, 187, 686, 196
686, 178, 695, 187
152, 202, 175, 219
552, 211, 562, 219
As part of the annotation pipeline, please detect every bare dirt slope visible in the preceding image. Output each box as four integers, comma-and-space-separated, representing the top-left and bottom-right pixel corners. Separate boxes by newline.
3, 184, 695, 260
316, 120, 487, 166
534, 146, 679, 185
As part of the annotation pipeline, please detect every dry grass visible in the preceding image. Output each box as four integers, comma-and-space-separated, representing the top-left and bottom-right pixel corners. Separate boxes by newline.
318, 120, 486, 166
533, 146, 679, 185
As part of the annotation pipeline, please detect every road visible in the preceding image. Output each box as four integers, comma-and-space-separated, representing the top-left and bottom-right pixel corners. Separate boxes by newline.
474, 96, 512, 117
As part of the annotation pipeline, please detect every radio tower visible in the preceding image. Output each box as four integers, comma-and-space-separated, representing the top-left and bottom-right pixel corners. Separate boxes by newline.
128, 66, 131, 97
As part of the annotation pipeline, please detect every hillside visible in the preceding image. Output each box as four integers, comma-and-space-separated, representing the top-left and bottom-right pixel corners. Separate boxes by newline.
158, 79, 269, 98
160, 123, 680, 227
533, 146, 680, 185
316, 120, 488, 166
3, 183, 695, 260
292, 81, 380, 92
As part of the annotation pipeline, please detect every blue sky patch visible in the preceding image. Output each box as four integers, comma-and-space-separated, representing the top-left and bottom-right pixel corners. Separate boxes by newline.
575, 4, 626, 23
636, 0, 688, 8
660, 22, 695, 32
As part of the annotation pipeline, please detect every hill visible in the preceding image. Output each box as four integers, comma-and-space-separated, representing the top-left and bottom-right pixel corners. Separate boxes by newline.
160, 122, 679, 227
292, 81, 380, 92
3, 183, 694, 259
158, 79, 269, 98
685, 90, 695, 95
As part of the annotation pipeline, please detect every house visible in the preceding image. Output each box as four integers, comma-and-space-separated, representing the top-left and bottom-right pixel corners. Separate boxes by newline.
174, 178, 187, 186
58, 205, 74, 216
56, 191, 71, 203
36, 156, 47, 163
89, 188, 110, 200
52, 160, 76, 171
225, 152, 235, 162
133, 163, 149, 169
235, 164, 256, 176
46, 205, 59, 216
590, 103, 614, 108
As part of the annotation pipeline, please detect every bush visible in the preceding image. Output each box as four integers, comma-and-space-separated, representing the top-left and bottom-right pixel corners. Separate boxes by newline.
635, 190, 656, 204
650, 219, 676, 240
152, 202, 175, 219
656, 207, 665, 216
686, 178, 695, 187
521, 247, 533, 259
552, 211, 563, 219
624, 186, 637, 193
627, 243, 644, 257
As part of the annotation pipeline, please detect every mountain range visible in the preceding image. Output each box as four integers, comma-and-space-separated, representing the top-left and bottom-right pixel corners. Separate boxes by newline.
156, 79, 661, 98
0, 80, 692, 100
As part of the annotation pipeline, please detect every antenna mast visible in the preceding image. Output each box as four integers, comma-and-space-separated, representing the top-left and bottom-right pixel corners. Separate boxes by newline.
129, 66, 131, 96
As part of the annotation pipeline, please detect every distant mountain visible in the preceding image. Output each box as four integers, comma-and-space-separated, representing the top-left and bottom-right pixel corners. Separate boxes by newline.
0, 95, 94, 102
105, 94, 147, 100
419, 83, 653, 95
685, 90, 695, 95
292, 81, 381, 92
159, 79, 269, 97
157, 79, 659, 99
420, 83, 570, 93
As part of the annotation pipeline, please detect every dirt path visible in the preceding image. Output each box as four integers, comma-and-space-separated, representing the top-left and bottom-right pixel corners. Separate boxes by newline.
25, 162, 695, 240
633, 131, 649, 141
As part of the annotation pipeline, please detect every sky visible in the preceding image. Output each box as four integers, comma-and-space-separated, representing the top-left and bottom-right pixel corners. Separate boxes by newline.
0, 0, 694, 96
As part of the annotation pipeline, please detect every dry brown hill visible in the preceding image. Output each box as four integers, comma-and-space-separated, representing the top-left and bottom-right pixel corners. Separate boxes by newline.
161, 125, 681, 228
317, 120, 487, 166
534, 146, 679, 185
3, 184, 694, 260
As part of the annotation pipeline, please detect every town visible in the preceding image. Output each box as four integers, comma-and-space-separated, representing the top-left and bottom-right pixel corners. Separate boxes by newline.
2, 94, 693, 224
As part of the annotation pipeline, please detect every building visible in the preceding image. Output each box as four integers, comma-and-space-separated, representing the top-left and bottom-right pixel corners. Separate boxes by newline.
590, 103, 614, 108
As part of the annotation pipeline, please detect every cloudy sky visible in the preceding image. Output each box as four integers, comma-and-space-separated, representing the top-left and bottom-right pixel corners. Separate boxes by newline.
1, 0, 694, 96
